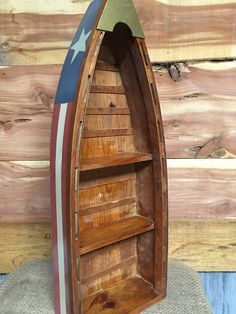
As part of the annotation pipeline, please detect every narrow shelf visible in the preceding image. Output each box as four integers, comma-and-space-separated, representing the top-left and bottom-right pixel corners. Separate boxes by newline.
90, 85, 125, 94
79, 152, 152, 171
79, 216, 154, 255
82, 276, 158, 313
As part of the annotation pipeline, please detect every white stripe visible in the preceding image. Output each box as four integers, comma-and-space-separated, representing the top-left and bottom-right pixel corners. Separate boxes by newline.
55, 103, 68, 314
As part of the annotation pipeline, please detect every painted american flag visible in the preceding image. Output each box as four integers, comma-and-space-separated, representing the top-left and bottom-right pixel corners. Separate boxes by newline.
50, 1, 104, 313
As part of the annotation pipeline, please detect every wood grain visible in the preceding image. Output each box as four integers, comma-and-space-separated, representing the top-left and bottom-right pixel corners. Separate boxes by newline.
1, 1, 236, 64
0, 223, 52, 273
169, 220, 236, 271
0, 161, 50, 223
168, 159, 236, 220
1, 62, 236, 160
1, 159, 235, 223
0, 65, 56, 160
155, 61, 236, 158
0, 220, 235, 273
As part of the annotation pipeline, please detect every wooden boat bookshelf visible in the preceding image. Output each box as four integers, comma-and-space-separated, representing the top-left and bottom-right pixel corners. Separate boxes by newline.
50, 1, 168, 313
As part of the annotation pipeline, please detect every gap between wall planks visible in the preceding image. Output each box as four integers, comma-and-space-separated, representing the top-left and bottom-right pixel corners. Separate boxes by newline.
1, 61, 236, 161
1, 0, 236, 64
0, 159, 236, 223
0, 220, 235, 274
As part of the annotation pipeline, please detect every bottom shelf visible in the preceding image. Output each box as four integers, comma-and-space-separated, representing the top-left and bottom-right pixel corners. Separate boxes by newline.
82, 276, 158, 313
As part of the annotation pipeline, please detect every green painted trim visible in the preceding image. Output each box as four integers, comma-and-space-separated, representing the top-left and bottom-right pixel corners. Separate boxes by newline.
97, 0, 144, 38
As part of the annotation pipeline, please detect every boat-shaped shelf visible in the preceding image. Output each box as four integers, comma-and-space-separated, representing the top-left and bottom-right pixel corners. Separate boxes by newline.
51, 0, 168, 313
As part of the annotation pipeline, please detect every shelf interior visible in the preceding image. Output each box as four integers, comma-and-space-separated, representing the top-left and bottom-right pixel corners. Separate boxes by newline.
79, 152, 152, 171
82, 276, 158, 313
79, 216, 154, 255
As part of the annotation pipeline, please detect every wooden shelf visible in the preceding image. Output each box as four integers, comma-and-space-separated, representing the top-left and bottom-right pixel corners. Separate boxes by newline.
82, 276, 158, 313
79, 216, 154, 255
79, 152, 152, 171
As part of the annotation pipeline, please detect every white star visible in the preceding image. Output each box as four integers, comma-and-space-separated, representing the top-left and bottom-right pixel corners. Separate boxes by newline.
70, 29, 91, 64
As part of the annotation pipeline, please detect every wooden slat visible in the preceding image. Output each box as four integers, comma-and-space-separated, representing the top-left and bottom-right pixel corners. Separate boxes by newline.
79, 197, 136, 216
79, 216, 154, 255
169, 220, 236, 271
86, 108, 130, 115
1, 62, 236, 160
0, 223, 52, 273
90, 85, 125, 94
83, 129, 133, 138
1, 1, 236, 64
155, 62, 236, 158
1, 219, 235, 273
79, 153, 152, 171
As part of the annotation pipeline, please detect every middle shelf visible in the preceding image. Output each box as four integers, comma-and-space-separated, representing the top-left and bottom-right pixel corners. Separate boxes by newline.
79, 152, 152, 171
79, 216, 154, 255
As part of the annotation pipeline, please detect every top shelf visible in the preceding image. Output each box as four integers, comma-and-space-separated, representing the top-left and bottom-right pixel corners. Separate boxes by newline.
79, 152, 152, 171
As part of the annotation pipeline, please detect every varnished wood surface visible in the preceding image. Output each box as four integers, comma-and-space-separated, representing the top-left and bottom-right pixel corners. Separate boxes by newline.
1, 159, 235, 223
79, 153, 152, 171
1, 0, 236, 64
1, 220, 235, 273
1, 62, 236, 160
79, 217, 154, 255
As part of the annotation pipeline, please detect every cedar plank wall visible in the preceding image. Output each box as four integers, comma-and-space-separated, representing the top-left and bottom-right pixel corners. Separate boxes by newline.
0, 0, 236, 273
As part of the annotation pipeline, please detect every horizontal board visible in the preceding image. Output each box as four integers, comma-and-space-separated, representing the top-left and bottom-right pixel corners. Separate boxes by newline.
1, 0, 236, 64
1, 159, 235, 223
1, 62, 236, 160
169, 220, 236, 271
1, 220, 235, 273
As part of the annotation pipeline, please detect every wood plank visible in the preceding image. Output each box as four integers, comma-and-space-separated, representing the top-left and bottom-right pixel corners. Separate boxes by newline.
79, 153, 153, 171
79, 216, 154, 255
1, 1, 236, 64
168, 159, 236, 220
1, 159, 235, 223
0, 161, 50, 223
169, 220, 236, 271
1, 220, 235, 272
83, 129, 133, 138
0, 223, 52, 273
155, 61, 236, 158
1, 62, 236, 160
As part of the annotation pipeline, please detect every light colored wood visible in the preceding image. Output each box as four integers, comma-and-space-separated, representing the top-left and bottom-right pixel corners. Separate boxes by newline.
168, 159, 236, 220
0, 223, 52, 273
155, 61, 236, 158
1, 62, 236, 160
1, 1, 236, 64
1, 159, 235, 223
0, 161, 50, 223
169, 220, 236, 271
1, 220, 235, 272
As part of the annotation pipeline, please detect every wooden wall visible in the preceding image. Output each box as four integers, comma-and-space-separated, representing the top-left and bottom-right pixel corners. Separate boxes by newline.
0, 0, 236, 275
